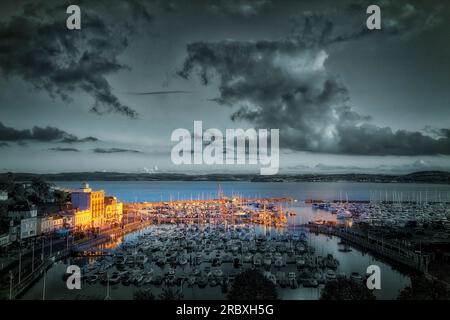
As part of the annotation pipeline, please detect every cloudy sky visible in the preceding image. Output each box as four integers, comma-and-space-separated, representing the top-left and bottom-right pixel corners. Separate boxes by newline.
0, 0, 449, 174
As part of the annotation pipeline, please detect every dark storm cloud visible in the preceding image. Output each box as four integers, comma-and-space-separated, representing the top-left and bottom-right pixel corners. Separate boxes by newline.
178, 4, 450, 156
0, 0, 153, 118
0, 122, 97, 144
60, 136, 98, 143
287, 1, 441, 46
208, 0, 272, 18
93, 148, 141, 154
48, 147, 80, 152
126, 90, 192, 95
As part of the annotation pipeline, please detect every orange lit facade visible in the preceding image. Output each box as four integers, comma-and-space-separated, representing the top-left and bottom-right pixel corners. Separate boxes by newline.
71, 183, 105, 229
74, 209, 92, 230
90, 190, 105, 228
105, 196, 123, 226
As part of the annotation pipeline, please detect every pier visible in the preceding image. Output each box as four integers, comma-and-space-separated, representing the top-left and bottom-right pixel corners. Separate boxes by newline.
306, 224, 430, 272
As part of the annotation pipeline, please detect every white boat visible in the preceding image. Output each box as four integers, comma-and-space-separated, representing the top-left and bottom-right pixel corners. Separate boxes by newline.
179, 256, 188, 265
188, 276, 197, 286
296, 258, 306, 268
133, 274, 144, 285
326, 270, 336, 280
213, 269, 223, 277
337, 209, 352, 219
350, 272, 363, 280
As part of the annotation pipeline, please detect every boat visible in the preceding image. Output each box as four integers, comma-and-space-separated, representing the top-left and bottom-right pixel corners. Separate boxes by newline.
198, 277, 208, 288
87, 275, 98, 284
326, 270, 336, 281
187, 276, 197, 287
274, 258, 283, 268
243, 254, 253, 263
121, 274, 131, 286
109, 272, 121, 285
350, 272, 363, 281
134, 274, 144, 286
209, 278, 218, 287
338, 243, 352, 252
264, 272, 277, 286
136, 254, 148, 266
263, 255, 272, 267
195, 252, 203, 264
192, 268, 201, 276
213, 269, 223, 277
296, 258, 306, 269
178, 256, 188, 266
336, 209, 352, 219
167, 268, 176, 278
303, 278, 319, 288
144, 275, 153, 284
288, 272, 298, 289
155, 257, 166, 267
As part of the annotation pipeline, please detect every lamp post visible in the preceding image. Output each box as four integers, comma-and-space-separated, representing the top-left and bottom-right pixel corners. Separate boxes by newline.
18, 248, 21, 284
32, 241, 35, 272
42, 267, 46, 301
9, 271, 13, 300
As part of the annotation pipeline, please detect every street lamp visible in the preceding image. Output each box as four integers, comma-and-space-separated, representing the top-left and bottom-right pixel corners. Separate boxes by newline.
9, 270, 13, 300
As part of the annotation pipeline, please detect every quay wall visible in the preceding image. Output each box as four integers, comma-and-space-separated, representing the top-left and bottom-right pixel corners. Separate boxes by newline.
8, 221, 152, 299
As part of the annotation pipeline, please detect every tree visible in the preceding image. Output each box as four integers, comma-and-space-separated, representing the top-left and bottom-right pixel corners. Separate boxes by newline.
30, 178, 52, 203
227, 269, 278, 300
398, 275, 450, 300
320, 276, 376, 300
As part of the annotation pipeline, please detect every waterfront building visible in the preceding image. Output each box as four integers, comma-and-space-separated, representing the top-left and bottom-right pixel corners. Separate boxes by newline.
8, 202, 38, 222
71, 183, 105, 229
0, 190, 7, 201
20, 217, 37, 239
73, 209, 92, 230
8, 220, 18, 243
52, 215, 64, 230
105, 196, 123, 226
0, 233, 10, 247
37, 215, 54, 235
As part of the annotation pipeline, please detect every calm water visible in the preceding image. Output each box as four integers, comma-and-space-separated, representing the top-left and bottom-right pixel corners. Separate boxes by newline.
55, 181, 450, 203
22, 181, 450, 300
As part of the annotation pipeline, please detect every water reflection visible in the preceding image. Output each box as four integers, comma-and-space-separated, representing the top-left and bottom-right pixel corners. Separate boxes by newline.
22, 206, 410, 300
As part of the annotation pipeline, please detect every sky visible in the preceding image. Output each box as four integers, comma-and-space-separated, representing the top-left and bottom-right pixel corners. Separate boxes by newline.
0, 0, 449, 174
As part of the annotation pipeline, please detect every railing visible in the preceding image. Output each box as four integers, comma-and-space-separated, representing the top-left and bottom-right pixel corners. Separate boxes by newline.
9, 248, 70, 299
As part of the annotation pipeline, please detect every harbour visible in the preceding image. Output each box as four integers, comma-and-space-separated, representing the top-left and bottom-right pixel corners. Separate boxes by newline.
17, 180, 441, 300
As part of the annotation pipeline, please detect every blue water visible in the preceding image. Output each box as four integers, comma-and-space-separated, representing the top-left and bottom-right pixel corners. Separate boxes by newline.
55, 181, 450, 203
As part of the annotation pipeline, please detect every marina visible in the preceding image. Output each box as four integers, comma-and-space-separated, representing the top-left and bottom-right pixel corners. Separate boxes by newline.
21, 213, 411, 299
13, 181, 450, 300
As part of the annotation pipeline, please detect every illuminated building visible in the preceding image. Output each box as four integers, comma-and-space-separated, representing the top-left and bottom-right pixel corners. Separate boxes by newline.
105, 196, 123, 226
74, 209, 92, 230
37, 216, 54, 235
71, 183, 105, 229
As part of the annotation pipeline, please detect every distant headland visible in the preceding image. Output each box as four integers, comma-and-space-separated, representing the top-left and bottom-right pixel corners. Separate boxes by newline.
0, 171, 449, 184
